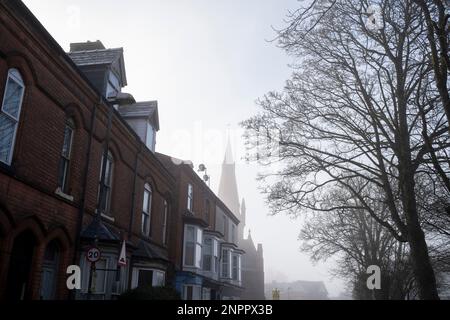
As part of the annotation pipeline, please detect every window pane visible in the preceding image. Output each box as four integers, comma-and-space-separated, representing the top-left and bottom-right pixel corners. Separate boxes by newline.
58, 158, 69, 190
185, 286, 193, 300
232, 255, 238, 280
61, 125, 73, 158
143, 190, 150, 213
2, 77, 24, 119
105, 157, 113, 186
0, 114, 16, 163
138, 270, 153, 288
185, 243, 195, 266
186, 226, 195, 242
195, 243, 202, 268
153, 271, 165, 287
142, 213, 149, 235
203, 255, 212, 271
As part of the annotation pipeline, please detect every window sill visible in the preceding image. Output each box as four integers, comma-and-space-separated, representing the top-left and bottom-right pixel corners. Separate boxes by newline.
101, 213, 115, 222
55, 187, 74, 202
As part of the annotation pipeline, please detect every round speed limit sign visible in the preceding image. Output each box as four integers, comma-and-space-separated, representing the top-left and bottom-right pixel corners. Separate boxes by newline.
86, 247, 101, 263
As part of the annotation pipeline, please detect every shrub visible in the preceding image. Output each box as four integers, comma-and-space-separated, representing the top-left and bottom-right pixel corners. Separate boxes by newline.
118, 286, 181, 300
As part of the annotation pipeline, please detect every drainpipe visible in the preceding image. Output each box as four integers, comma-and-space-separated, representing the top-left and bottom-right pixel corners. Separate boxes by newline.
128, 143, 142, 236
97, 102, 114, 219
71, 99, 99, 300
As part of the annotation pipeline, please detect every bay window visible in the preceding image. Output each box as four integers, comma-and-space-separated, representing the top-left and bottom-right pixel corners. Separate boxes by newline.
183, 225, 202, 268
203, 238, 212, 271
221, 248, 231, 278
131, 268, 165, 289
232, 254, 241, 282
203, 236, 219, 274
0, 68, 25, 165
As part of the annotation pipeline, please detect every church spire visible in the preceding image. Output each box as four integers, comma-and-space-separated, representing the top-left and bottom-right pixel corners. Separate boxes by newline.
238, 198, 246, 240
218, 137, 241, 217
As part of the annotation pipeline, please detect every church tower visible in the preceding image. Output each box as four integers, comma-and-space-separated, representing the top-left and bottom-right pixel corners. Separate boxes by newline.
218, 138, 265, 299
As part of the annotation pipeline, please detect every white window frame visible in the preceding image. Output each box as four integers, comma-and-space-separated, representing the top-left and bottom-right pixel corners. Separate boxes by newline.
58, 119, 75, 193
0, 68, 25, 165
183, 224, 203, 268
141, 183, 152, 236
98, 150, 114, 214
202, 237, 213, 272
183, 284, 202, 300
187, 183, 194, 212
131, 267, 165, 289
221, 248, 231, 279
106, 71, 121, 99
232, 253, 240, 281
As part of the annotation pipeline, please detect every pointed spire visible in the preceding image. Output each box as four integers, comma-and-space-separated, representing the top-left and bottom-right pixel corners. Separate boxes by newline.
241, 198, 246, 215
218, 136, 240, 216
224, 136, 234, 165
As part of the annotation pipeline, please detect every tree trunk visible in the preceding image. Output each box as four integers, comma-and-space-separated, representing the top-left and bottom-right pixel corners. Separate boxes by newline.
403, 172, 440, 299
407, 219, 440, 299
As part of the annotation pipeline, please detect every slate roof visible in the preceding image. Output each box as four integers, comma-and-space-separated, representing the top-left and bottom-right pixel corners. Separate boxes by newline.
80, 218, 120, 242
118, 101, 160, 130
133, 240, 169, 262
68, 48, 123, 67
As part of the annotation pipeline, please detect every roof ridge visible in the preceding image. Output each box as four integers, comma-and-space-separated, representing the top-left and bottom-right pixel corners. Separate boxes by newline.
68, 47, 123, 54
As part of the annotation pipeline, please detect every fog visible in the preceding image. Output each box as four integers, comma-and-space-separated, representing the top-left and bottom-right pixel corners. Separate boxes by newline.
23, 0, 346, 297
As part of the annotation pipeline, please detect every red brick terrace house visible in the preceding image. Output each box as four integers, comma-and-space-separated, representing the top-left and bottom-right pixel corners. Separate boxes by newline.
0, 0, 175, 300
157, 154, 245, 300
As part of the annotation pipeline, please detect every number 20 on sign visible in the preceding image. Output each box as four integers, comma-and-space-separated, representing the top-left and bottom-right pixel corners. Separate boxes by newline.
86, 246, 101, 263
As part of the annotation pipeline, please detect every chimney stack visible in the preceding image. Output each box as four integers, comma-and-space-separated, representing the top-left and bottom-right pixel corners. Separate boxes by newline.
70, 40, 106, 52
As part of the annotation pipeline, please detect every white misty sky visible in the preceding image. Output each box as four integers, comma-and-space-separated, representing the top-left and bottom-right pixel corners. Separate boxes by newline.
23, 0, 345, 296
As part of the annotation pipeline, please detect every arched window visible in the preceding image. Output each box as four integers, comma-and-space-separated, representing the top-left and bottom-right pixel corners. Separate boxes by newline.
98, 150, 114, 214
142, 183, 152, 236
0, 68, 25, 165
58, 118, 75, 193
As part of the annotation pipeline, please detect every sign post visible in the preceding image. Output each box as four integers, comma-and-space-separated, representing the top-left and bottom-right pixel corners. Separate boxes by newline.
86, 246, 101, 300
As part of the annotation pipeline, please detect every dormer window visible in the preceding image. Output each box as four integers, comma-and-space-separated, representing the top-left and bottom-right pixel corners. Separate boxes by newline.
146, 122, 155, 152
106, 71, 121, 99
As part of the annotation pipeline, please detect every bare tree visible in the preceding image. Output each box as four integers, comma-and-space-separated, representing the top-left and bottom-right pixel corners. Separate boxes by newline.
243, 0, 449, 299
300, 184, 413, 300
412, 0, 450, 132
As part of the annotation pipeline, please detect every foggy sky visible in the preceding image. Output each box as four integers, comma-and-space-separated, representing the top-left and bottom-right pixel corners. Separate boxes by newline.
22, 0, 345, 297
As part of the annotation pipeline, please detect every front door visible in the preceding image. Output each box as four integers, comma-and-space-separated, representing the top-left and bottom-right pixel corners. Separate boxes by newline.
6, 231, 36, 300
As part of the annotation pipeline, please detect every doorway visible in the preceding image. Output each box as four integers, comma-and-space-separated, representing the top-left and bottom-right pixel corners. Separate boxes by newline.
5, 231, 37, 300
40, 240, 60, 300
